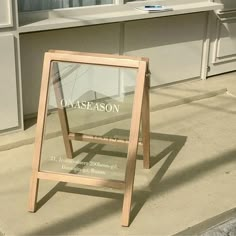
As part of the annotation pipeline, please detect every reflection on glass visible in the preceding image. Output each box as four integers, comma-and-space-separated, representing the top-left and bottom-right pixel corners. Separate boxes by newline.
18, 0, 113, 12
40, 61, 138, 181
125, 0, 148, 3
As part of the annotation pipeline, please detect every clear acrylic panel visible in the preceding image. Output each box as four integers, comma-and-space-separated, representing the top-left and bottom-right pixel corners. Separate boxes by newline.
40, 61, 138, 181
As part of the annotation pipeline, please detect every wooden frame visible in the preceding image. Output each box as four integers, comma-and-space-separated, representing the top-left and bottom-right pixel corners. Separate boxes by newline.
28, 50, 150, 227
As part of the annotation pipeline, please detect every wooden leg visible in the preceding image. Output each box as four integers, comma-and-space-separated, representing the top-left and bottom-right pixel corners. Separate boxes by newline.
29, 53, 52, 212
52, 63, 73, 159
122, 145, 139, 226
142, 75, 150, 169
29, 173, 39, 212
122, 61, 147, 226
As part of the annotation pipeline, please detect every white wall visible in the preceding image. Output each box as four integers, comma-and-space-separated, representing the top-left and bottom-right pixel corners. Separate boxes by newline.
20, 12, 207, 115
0, 34, 19, 130
20, 23, 122, 115
208, 1, 236, 76
124, 13, 206, 86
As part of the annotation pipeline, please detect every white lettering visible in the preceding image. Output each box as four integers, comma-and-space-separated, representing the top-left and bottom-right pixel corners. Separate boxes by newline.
105, 104, 113, 112
81, 101, 87, 109
86, 102, 93, 111
113, 104, 120, 113
60, 99, 67, 108
60, 99, 120, 113
100, 103, 106, 112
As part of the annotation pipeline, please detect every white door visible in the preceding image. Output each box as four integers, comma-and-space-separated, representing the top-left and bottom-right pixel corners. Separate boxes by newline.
208, 0, 236, 76
0, 34, 19, 131
0, 0, 13, 28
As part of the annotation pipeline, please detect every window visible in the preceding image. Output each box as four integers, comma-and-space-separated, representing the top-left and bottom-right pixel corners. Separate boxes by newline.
18, 0, 114, 12
125, 0, 147, 3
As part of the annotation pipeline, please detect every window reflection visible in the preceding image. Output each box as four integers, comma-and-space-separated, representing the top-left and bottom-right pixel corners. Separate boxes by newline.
18, 0, 113, 12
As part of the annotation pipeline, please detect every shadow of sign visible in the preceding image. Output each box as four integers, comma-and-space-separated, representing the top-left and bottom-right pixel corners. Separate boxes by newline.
34, 129, 186, 233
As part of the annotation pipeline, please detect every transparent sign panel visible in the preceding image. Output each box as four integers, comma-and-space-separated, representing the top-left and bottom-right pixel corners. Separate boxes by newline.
40, 61, 138, 181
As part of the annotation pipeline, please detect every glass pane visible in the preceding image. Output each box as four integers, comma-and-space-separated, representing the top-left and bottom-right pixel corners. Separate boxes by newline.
18, 0, 113, 12
40, 60, 138, 181
125, 0, 148, 3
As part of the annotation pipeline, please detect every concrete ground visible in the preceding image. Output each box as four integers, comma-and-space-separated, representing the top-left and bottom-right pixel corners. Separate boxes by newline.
0, 72, 236, 236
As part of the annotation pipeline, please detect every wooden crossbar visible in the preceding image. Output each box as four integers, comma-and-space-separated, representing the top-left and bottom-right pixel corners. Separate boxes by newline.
47, 52, 141, 68
49, 49, 146, 62
68, 132, 143, 146
38, 171, 125, 190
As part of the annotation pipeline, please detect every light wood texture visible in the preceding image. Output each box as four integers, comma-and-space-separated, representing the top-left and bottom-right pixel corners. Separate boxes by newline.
52, 62, 73, 159
38, 171, 125, 190
28, 53, 52, 212
49, 49, 144, 61
68, 132, 143, 146
142, 68, 151, 169
122, 60, 148, 226
46, 51, 140, 68
29, 51, 150, 226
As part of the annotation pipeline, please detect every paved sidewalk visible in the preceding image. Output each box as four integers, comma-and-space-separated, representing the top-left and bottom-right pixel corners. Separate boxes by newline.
0, 72, 236, 235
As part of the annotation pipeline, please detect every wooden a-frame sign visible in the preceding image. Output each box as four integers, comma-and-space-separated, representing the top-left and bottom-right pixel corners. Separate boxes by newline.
28, 50, 150, 227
